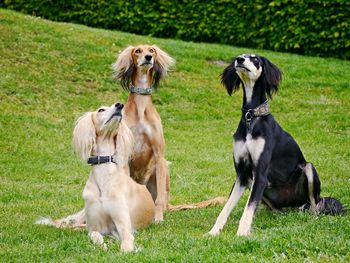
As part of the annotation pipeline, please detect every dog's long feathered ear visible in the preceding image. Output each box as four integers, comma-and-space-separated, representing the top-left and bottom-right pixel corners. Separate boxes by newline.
152, 45, 175, 90
73, 112, 96, 161
112, 46, 135, 91
115, 119, 134, 166
221, 60, 241, 96
261, 57, 282, 99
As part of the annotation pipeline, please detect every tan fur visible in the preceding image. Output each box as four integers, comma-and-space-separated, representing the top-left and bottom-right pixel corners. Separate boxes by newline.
75, 104, 154, 252
112, 45, 175, 222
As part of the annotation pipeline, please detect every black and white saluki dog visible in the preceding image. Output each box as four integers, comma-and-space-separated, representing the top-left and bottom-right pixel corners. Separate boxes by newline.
208, 54, 344, 237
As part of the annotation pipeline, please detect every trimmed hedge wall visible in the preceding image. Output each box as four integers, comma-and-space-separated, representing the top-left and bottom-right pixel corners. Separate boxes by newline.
2, 0, 349, 59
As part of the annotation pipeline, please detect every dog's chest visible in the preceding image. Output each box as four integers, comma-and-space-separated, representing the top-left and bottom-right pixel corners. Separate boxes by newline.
132, 121, 153, 154
233, 134, 265, 165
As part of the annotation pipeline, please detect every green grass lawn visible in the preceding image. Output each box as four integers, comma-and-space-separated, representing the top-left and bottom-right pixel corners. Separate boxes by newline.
0, 9, 349, 262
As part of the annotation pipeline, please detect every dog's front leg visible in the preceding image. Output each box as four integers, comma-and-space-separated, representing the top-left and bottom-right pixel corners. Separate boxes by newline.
208, 179, 246, 236
236, 156, 269, 236
108, 201, 135, 252
154, 157, 167, 222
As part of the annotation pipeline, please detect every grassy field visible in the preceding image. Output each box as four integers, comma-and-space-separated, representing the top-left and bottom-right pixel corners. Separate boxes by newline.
0, 9, 349, 262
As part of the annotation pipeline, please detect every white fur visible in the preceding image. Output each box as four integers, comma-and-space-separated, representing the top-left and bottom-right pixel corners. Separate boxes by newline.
304, 163, 317, 212
237, 201, 256, 236
246, 135, 265, 165
234, 140, 249, 164
235, 56, 263, 103
208, 180, 246, 236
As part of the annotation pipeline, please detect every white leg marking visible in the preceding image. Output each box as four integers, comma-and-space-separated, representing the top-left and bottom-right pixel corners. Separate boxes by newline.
234, 140, 249, 164
208, 180, 246, 236
237, 202, 256, 236
246, 135, 265, 165
304, 163, 317, 213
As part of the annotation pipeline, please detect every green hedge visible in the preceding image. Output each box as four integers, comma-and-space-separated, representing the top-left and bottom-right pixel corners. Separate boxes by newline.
2, 0, 349, 59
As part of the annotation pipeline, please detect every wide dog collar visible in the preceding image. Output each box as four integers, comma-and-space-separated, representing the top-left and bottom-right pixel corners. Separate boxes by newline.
129, 85, 153, 95
242, 100, 270, 126
87, 156, 116, 165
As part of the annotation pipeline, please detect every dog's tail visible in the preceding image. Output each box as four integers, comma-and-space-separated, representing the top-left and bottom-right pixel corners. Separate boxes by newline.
35, 209, 86, 229
167, 196, 226, 211
316, 197, 346, 215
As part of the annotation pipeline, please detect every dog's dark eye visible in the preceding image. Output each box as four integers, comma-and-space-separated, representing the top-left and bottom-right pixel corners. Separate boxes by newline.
149, 48, 154, 53
135, 49, 141, 54
98, 108, 105, 113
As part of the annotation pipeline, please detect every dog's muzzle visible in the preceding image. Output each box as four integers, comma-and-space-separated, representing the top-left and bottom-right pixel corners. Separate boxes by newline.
105, 103, 124, 124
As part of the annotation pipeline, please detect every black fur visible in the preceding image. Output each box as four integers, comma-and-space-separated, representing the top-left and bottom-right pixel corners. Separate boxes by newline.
118, 62, 163, 91
153, 62, 163, 90
118, 65, 135, 91
221, 61, 241, 96
316, 197, 346, 215
260, 57, 281, 99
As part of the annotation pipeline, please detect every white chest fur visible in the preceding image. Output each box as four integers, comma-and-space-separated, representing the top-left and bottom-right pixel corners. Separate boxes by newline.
234, 135, 265, 165
133, 121, 152, 154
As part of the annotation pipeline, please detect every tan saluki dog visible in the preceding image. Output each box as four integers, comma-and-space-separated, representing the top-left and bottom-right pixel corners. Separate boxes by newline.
113, 45, 225, 219
74, 102, 154, 252
113, 45, 174, 222
36, 45, 226, 229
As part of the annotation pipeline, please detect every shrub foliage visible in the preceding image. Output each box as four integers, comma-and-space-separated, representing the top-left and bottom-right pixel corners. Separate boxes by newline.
2, 0, 349, 59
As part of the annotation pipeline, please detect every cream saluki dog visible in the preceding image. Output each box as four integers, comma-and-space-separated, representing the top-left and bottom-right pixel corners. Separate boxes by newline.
74, 102, 154, 252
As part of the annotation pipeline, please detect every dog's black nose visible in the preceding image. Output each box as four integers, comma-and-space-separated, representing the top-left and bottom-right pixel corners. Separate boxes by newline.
145, 55, 152, 61
236, 57, 245, 64
115, 103, 124, 110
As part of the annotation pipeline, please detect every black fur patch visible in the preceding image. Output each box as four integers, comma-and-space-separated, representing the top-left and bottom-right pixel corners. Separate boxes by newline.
119, 65, 135, 91
260, 57, 282, 99
221, 60, 241, 96
316, 197, 345, 215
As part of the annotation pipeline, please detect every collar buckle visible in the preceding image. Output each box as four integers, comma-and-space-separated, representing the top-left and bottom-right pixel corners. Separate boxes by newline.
245, 109, 253, 122
242, 100, 270, 130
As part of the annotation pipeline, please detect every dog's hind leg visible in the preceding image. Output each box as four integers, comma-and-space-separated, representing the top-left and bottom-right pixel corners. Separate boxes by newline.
207, 179, 246, 236
302, 163, 321, 214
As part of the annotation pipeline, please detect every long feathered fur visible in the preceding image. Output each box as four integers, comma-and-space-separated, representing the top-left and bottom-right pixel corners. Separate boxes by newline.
72, 112, 96, 161
112, 46, 135, 91
152, 45, 175, 89
114, 119, 134, 166
112, 45, 175, 90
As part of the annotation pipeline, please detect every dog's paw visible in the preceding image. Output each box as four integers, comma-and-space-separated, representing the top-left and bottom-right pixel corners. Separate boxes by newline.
206, 228, 221, 237
89, 231, 104, 245
236, 227, 251, 237
154, 218, 164, 224
120, 240, 134, 252
154, 211, 164, 223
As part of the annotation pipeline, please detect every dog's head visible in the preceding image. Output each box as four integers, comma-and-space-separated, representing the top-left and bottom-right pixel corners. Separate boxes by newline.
222, 54, 282, 98
112, 45, 175, 90
73, 102, 133, 165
